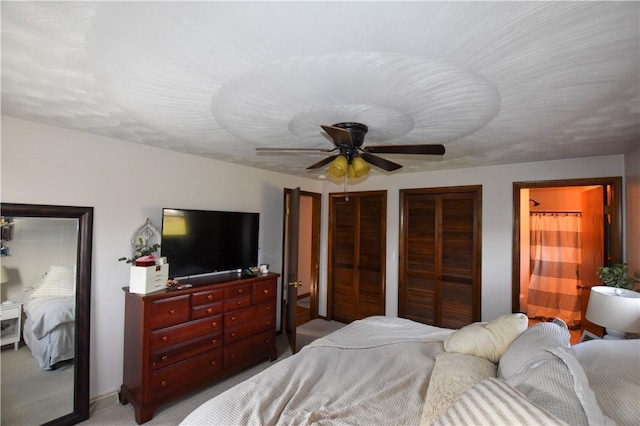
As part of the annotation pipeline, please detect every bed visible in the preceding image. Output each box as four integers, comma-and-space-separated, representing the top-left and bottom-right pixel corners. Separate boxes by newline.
181, 315, 640, 426
22, 265, 76, 370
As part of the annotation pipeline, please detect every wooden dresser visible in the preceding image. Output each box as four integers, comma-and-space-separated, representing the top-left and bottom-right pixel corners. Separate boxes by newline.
119, 272, 279, 424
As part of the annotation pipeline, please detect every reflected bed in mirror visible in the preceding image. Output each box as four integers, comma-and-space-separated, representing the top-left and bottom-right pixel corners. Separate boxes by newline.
0, 203, 92, 426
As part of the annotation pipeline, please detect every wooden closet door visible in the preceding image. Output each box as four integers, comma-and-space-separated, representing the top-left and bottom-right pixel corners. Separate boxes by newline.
329, 191, 386, 323
399, 187, 481, 328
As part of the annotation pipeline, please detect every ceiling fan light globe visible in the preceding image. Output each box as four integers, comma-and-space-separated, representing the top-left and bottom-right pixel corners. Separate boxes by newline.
351, 157, 371, 177
347, 164, 356, 179
327, 155, 348, 178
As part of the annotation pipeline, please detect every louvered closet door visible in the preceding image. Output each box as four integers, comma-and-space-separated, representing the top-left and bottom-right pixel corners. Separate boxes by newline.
329, 191, 386, 323
400, 187, 481, 329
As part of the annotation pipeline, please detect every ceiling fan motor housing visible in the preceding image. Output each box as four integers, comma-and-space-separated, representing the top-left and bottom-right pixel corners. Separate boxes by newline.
333, 122, 368, 149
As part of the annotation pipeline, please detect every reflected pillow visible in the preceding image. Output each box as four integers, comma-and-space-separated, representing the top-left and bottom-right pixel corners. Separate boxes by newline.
444, 313, 528, 363
30, 265, 75, 298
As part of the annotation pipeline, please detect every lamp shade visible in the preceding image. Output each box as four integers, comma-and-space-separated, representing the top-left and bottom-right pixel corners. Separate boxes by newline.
585, 286, 640, 334
327, 155, 348, 178
0, 265, 7, 284
350, 156, 371, 177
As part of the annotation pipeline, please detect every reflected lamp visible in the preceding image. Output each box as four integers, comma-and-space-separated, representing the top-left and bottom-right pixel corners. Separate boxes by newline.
585, 286, 640, 339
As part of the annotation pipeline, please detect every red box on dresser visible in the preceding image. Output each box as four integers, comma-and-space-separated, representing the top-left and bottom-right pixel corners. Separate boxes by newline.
119, 272, 279, 424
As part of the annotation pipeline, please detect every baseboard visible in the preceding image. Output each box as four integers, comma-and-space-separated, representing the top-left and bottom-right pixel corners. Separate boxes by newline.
89, 390, 120, 414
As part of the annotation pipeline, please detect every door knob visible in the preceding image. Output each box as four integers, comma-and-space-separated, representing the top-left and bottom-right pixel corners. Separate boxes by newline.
288, 281, 302, 288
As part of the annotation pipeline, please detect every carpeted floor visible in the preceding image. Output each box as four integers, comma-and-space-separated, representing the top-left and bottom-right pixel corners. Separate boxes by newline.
79, 319, 345, 426
1, 344, 74, 425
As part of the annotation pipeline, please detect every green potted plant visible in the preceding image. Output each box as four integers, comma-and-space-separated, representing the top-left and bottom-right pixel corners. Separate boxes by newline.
596, 263, 640, 291
118, 237, 161, 264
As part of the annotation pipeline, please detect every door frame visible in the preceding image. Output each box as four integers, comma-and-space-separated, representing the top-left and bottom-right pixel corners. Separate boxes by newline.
511, 177, 623, 313
280, 188, 322, 329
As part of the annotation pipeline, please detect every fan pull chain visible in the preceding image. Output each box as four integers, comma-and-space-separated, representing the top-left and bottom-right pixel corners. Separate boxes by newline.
344, 174, 350, 201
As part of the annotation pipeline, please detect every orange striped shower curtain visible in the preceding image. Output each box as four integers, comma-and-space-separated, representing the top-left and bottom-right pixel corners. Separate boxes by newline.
527, 212, 582, 327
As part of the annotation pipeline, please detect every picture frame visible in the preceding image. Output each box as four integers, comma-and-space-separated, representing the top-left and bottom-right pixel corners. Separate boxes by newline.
579, 330, 601, 343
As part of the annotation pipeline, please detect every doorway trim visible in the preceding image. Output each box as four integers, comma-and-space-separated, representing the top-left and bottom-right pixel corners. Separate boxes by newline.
512, 177, 623, 313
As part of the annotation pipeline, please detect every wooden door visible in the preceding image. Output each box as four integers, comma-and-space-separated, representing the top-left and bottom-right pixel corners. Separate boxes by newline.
580, 187, 605, 335
399, 187, 481, 328
329, 191, 386, 322
284, 187, 300, 353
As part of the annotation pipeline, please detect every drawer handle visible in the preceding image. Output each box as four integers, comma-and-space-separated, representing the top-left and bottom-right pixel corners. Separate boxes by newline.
237, 288, 244, 294
236, 301, 242, 306
230, 353, 236, 358
263, 289, 269, 294
161, 336, 168, 342
211, 339, 217, 344
211, 361, 216, 366
211, 321, 218, 328
169, 309, 176, 315
161, 355, 168, 362
231, 316, 236, 321
231, 332, 237, 338
266, 321, 271, 326
206, 307, 213, 314
161, 380, 168, 387
266, 306, 271, 311
207, 294, 213, 300
265, 339, 270, 344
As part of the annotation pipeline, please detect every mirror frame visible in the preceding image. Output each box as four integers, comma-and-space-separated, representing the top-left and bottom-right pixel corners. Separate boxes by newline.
1, 203, 93, 426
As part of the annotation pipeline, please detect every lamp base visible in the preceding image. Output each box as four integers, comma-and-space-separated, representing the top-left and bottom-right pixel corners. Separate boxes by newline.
603, 328, 626, 340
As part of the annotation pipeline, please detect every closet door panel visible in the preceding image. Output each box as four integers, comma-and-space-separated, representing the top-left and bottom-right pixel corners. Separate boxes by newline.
357, 195, 385, 318
331, 200, 357, 322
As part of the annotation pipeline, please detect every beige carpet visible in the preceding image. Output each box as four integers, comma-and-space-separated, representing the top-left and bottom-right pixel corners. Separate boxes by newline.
81, 319, 345, 426
1, 344, 74, 425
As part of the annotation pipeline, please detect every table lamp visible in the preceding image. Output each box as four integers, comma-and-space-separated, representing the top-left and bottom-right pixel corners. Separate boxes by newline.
585, 286, 640, 339
1, 265, 9, 304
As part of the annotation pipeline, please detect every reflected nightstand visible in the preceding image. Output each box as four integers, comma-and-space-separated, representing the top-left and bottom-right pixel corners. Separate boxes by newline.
1, 302, 23, 350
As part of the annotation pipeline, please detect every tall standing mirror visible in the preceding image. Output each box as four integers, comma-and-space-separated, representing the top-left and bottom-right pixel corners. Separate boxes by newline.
0, 203, 92, 426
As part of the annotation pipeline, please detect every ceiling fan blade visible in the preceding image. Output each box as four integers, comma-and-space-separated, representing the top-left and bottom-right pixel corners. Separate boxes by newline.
321, 125, 353, 147
364, 144, 445, 155
307, 155, 339, 170
256, 147, 333, 153
360, 152, 403, 172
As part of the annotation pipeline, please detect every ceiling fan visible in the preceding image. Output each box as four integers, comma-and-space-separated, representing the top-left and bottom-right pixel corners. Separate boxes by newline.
256, 122, 445, 177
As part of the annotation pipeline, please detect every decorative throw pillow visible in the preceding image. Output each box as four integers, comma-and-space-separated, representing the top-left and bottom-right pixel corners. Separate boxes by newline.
29, 265, 75, 298
433, 378, 569, 426
443, 313, 528, 363
420, 352, 496, 425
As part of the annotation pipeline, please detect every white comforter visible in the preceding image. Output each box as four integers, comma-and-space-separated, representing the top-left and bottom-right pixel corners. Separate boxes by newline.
181, 316, 453, 426
24, 295, 75, 339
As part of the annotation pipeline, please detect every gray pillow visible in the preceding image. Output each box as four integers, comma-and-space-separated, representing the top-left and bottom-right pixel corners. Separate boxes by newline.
497, 318, 570, 379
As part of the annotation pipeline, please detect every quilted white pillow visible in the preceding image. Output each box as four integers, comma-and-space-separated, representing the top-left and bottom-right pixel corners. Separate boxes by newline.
420, 352, 496, 425
444, 313, 528, 363
30, 265, 75, 298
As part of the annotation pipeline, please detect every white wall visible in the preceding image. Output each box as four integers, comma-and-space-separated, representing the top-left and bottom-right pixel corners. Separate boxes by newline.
624, 143, 640, 274
1, 116, 629, 400
1, 116, 322, 399
317, 155, 626, 323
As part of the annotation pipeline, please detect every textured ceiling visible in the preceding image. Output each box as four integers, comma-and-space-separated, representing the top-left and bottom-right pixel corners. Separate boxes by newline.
2, 1, 639, 178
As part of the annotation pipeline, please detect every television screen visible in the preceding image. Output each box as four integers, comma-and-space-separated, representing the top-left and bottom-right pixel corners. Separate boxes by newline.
161, 208, 259, 279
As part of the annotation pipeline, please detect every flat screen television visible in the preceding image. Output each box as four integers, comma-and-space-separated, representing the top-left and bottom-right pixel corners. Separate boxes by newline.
161, 208, 259, 280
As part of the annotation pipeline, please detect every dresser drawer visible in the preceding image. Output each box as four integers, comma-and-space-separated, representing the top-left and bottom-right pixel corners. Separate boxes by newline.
150, 333, 222, 370
150, 295, 190, 330
151, 315, 222, 351
224, 302, 275, 327
224, 283, 251, 299
191, 302, 223, 320
224, 329, 275, 370
253, 279, 277, 304
224, 311, 275, 344
150, 349, 222, 401
192, 288, 223, 306
223, 295, 251, 312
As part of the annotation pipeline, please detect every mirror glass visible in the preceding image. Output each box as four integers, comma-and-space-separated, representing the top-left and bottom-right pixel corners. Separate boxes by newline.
0, 204, 92, 426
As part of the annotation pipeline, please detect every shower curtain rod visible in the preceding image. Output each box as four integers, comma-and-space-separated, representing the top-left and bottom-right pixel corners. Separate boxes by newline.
531, 210, 581, 214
